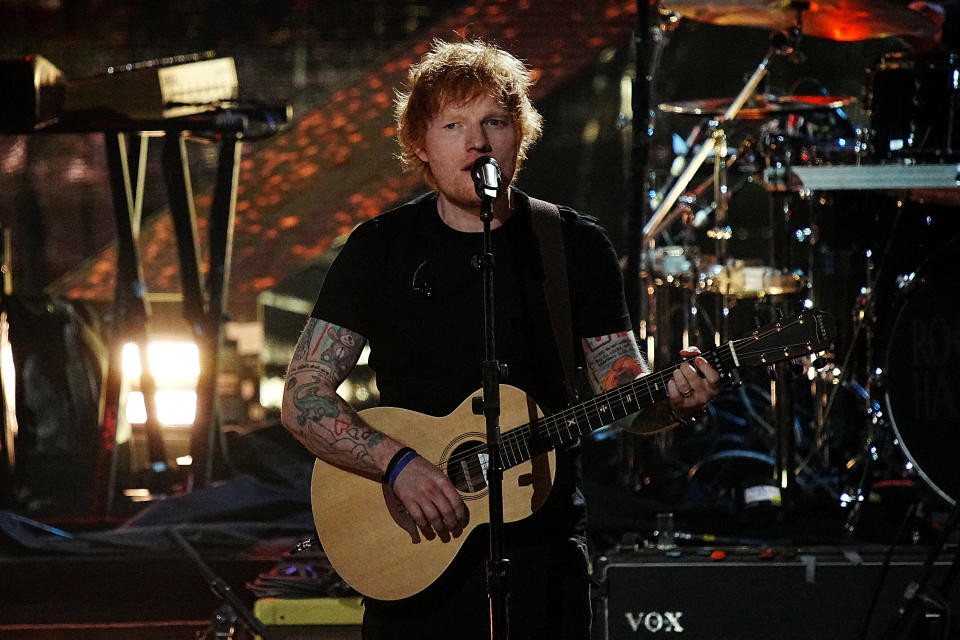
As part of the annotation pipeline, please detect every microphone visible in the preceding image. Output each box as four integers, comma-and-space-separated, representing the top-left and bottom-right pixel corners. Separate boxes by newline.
471, 156, 501, 199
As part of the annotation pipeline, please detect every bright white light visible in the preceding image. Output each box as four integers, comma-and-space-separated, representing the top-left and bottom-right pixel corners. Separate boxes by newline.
1, 318, 18, 438
122, 341, 200, 385
260, 376, 285, 409
121, 340, 200, 427
126, 390, 197, 426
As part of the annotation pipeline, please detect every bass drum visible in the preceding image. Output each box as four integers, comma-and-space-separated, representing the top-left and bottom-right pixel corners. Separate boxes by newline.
883, 245, 960, 505
866, 52, 960, 161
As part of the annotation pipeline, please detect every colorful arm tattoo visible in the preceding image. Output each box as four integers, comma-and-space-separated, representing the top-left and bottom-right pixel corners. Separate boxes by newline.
581, 331, 648, 392
283, 319, 383, 476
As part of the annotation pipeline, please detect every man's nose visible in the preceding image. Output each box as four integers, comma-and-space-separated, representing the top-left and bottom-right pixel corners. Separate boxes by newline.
467, 125, 491, 152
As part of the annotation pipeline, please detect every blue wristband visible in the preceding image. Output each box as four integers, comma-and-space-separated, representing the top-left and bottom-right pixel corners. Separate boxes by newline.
386, 450, 419, 488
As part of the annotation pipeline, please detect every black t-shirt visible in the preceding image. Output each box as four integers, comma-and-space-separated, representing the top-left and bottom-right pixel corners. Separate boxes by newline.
311, 188, 631, 540
313, 189, 630, 413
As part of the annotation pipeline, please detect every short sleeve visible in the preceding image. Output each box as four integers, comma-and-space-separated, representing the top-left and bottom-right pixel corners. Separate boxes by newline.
310, 219, 383, 338
565, 212, 632, 339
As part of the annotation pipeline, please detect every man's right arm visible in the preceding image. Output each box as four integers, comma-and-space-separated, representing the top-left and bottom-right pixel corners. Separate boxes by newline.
281, 317, 468, 539
281, 317, 392, 481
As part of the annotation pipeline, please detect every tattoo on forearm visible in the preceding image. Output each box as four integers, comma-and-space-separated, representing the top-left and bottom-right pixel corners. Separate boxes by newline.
601, 357, 645, 390
582, 331, 631, 353
293, 374, 340, 426
288, 373, 381, 473
583, 333, 648, 391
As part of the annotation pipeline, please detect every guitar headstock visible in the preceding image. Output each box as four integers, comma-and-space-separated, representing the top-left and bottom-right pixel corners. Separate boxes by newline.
727, 308, 836, 369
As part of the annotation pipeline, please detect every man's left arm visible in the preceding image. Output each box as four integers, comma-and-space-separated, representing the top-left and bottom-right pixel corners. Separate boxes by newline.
581, 331, 721, 432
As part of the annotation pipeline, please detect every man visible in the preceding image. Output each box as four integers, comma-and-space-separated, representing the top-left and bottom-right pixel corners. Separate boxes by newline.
281, 38, 720, 640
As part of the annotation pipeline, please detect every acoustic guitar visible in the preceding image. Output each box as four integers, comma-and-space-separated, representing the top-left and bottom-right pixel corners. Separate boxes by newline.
311, 309, 835, 600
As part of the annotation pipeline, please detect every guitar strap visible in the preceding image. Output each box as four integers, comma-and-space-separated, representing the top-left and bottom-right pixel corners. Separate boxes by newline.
528, 196, 580, 404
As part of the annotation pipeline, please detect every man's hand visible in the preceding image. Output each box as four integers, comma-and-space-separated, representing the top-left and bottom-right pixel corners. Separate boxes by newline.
666, 346, 722, 419
390, 456, 470, 543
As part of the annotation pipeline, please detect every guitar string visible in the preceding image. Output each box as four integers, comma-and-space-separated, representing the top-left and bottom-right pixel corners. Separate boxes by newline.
441, 331, 822, 486
442, 337, 820, 487
443, 337, 816, 474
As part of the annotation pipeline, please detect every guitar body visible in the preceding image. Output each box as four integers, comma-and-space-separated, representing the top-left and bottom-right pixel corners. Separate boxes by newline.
310, 384, 557, 601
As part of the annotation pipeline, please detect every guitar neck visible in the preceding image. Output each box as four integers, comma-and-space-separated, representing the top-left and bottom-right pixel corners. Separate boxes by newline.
496, 308, 834, 472
498, 351, 728, 470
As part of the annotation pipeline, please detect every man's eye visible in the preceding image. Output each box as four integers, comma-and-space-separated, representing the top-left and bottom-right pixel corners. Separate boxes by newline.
486, 119, 506, 127
443, 122, 458, 129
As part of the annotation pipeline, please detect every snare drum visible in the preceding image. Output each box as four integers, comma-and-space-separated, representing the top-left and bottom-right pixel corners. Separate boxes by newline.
641, 245, 699, 289
699, 260, 807, 299
866, 52, 960, 160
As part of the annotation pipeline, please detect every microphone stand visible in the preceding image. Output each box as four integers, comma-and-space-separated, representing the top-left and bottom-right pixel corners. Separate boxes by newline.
471, 157, 510, 639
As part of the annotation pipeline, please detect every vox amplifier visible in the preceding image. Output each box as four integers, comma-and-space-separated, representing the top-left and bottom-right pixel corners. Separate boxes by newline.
599, 547, 960, 640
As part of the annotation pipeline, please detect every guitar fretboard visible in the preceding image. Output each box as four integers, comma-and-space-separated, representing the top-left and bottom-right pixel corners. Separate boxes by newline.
496, 352, 727, 470
494, 307, 832, 471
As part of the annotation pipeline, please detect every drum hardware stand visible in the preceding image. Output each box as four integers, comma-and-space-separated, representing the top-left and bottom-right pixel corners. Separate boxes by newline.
807, 205, 906, 538
765, 169, 802, 501
628, 1, 677, 328
623, 2, 684, 493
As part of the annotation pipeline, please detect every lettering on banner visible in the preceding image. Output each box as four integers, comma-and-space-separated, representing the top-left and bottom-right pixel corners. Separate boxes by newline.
624, 611, 684, 633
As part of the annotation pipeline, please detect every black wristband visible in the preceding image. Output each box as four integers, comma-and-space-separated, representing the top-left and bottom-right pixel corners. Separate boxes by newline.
382, 446, 416, 484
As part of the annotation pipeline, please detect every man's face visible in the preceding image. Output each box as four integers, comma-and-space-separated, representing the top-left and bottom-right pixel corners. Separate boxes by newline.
415, 92, 519, 212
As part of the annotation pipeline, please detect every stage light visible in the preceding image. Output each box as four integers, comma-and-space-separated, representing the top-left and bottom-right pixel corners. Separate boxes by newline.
121, 341, 200, 384
121, 341, 200, 426
125, 390, 198, 427
1, 314, 18, 440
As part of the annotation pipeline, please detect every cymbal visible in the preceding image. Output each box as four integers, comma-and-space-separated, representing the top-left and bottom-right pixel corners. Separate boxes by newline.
659, 93, 855, 118
662, 0, 939, 42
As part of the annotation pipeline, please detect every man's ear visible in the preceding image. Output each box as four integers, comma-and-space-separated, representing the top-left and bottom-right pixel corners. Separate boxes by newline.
415, 147, 429, 163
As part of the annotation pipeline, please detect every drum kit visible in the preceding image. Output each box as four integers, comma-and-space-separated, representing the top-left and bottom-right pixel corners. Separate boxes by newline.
626, 0, 960, 525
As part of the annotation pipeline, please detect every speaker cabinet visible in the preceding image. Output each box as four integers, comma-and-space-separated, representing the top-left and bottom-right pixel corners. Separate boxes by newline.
599, 547, 960, 639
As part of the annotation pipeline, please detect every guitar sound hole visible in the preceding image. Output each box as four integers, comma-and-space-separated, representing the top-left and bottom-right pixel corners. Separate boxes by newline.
447, 440, 488, 494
